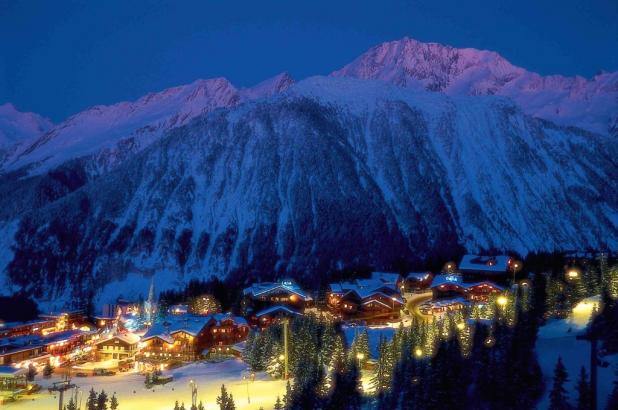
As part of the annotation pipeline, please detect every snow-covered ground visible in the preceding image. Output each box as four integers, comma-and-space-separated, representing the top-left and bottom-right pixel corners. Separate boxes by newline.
536, 296, 617, 409
4, 359, 286, 410
343, 326, 396, 358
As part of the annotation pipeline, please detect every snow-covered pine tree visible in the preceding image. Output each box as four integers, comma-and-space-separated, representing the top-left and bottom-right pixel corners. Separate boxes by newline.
549, 357, 571, 410
109, 394, 118, 410
576, 366, 591, 410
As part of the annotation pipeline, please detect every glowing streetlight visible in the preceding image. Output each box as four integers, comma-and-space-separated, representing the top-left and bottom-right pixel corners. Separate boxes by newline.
414, 348, 423, 358
456, 322, 465, 331
567, 270, 579, 279
496, 295, 508, 307
356, 352, 365, 368
279, 354, 285, 362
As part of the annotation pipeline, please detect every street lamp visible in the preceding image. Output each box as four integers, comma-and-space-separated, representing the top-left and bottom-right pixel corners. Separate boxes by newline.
567, 269, 579, 280
189, 380, 197, 408
456, 322, 465, 331
414, 348, 423, 358
242, 374, 251, 404
496, 295, 508, 307
356, 352, 365, 369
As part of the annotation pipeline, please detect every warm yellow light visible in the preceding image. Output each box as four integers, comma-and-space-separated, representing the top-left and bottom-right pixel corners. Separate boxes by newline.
496, 295, 508, 306
279, 354, 285, 361
456, 322, 465, 330
356, 353, 365, 360
568, 270, 579, 279
414, 348, 423, 358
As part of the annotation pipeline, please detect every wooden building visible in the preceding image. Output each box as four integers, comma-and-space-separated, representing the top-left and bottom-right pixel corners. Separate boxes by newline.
95, 333, 140, 361
327, 277, 404, 323
138, 313, 248, 366
242, 280, 313, 317
403, 272, 434, 292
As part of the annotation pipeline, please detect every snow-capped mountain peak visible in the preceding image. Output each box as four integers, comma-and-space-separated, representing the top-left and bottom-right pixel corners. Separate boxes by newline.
0, 102, 53, 148
3, 73, 295, 176
332, 37, 618, 135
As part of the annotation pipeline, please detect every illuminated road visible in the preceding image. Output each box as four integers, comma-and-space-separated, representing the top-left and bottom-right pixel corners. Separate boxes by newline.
404, 291, 434, 322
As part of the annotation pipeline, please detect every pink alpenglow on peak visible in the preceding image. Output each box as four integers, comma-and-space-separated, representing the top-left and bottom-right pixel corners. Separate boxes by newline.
332, 37, 618, 136
3, 73, 294, 176
0, 103, 54, 148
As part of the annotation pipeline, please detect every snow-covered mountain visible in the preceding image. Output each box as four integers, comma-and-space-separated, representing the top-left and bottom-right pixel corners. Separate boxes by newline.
0, 103, 53, 147
2, 72, 294, 176
332, 37, 618, 136
4, 77, 617, 304
0, 103, 53, 166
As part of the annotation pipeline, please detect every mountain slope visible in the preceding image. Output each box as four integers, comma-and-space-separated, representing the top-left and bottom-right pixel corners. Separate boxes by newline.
5, 77, 617, 305
332, 37, 618, 136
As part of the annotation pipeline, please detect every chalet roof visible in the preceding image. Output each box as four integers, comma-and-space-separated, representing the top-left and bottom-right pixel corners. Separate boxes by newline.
329, 277, 400, 300
431, 274, 464, 288
370, 272, 402, 285
464, 281, 506, 291
430, 275, 504, 291
255, 305, 302, 318
95, 332, 140, 346
0, 319, 53, 330
406, 272, 432, 280
0, 366, 28, 377
143, 313, 246, 340
39, 310, 84, 318
243, 280, 312, 301
459, 255, 511, 273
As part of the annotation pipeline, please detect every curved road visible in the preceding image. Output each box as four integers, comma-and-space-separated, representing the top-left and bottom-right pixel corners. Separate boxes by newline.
403, 291, 434, 322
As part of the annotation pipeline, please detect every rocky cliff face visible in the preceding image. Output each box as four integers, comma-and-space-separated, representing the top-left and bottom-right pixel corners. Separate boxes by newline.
4, 77, 617, 306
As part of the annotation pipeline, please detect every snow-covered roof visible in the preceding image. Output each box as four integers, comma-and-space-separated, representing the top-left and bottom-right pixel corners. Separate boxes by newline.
430, 274, 464, 288
329, 277, 400, 300
459, 255, 511, 273
255, 305, 302, 318
0, 319, 53, 330
143, 313, 247, 341
464, 281, 505, 291
430, 275, 504, 291
370, 272, 402, 285
95, 332, 140, 346
406, 272, 432, 280
243, 280, 312, 301
0, 366, 27, 377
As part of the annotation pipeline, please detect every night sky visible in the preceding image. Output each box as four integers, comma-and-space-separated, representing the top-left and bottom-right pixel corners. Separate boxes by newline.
1, 0, 617, 122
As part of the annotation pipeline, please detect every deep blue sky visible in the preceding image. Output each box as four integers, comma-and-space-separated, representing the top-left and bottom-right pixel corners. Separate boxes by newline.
1, 0, 617, 122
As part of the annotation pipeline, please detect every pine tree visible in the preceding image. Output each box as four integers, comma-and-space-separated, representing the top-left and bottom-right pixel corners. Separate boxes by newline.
576, 367, 591, 410
26, 363, 37, 381
197, 402, 205, 410
326, 356, 362, 410
216, 384, 236, 410
179, 403, 186, 410
64, 397, 77, 410
97, 390, 108, 410
86, 389, 98, 410
549, 357, 572, 410
43, 361, 54, 378
273, 396, 283, 410
371, 335, 391, 395
283, 381, 293, 409
109, 394, 119, 410
173, 401, 180, 410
